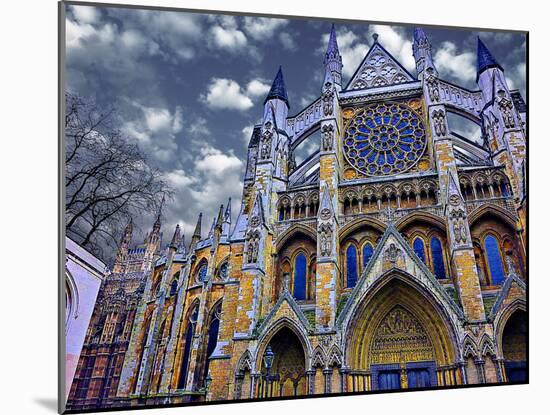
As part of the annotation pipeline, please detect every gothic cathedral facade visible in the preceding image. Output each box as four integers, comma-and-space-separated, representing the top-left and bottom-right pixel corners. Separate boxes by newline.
67, 26, 527, 411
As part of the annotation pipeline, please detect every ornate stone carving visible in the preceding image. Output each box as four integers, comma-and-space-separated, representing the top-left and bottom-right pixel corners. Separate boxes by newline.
383, 243, 404, 269
319, 207, 331, 221
245, 230, 260, 264
322, 81, 334, 116
432, 109, 447, 137
260, 121, 273, 160
498, 94, 516, 129
449, 194, 461, 206
370, 306, 434, 364
321, 123, 334, 151
426, 75, 440, 102
505, 255, 517, 277
249, 215, 260, 228
319, 223, 333, 257
449, 206, 468, 245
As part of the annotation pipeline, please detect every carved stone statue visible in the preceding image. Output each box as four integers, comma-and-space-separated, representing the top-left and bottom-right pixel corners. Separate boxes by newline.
450, 207, 468, 245
426, 75, 440, 102
319, 223, 333, 257
322, 81, 334, 116
498, 96, 516, 129
246, 231, 260, 264
260, 121, 273, 160
432, 109, 447, 137
384, 243, 403, 268
321, 124, 334, 151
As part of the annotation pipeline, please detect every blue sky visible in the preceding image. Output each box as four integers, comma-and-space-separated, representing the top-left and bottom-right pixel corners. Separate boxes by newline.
65, 4, 526, 244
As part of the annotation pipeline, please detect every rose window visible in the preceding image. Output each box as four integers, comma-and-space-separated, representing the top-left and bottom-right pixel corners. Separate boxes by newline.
343, 102, 427, 176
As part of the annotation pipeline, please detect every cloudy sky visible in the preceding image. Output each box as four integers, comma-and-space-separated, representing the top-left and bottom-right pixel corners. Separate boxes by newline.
65, 4, 526, 245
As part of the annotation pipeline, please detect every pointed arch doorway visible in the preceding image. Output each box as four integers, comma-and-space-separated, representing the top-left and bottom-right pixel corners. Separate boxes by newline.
501, 309, 527, 382
345, 275, 461, 391
256, 326, 308, 398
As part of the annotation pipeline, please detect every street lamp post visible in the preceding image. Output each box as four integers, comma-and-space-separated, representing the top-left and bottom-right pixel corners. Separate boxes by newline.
263, 345, 276, 398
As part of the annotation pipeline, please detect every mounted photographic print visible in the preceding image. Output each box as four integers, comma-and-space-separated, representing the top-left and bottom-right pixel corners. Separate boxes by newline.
59, 1, 528, 413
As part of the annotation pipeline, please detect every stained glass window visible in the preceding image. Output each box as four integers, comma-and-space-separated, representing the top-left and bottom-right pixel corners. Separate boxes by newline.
170, 278, 178, 296
346, 245, 358, 288
178, 306, 198, 389
343, 102, 427, 176
501, 182, 509, 197
430, 237, 446, 279
293, 253, 307, 301
363, 242, 374, 268
484, 235, 505, 284
203, 305, 221, 385
198, 263, 208, 282
218, 262, 229, 280
413, 237, 426, 264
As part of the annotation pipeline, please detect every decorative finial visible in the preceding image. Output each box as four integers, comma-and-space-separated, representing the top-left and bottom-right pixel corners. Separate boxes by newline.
505, 255, 517, 277
283, 273, 290, 292
384, 205, 395, 224
372, 33, 379, 42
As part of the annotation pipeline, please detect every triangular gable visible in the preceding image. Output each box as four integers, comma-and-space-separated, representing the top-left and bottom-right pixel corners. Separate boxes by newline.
336, 223, 464, 328
488, 270, 526, 321
249, 191, 266, 228
254, 286, 312, 337
345, 42, 416, 91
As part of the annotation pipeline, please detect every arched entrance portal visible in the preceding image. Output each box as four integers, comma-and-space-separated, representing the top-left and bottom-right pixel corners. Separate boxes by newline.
257, 326, 307, 398
346, 276, 460, 391
502, 310, 527, 382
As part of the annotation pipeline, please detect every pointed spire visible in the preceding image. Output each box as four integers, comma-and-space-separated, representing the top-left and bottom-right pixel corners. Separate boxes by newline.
170, 224, 181, 248
264, 66, 289, 108
193, 212, 202, 239
413, 27, 428, 44
325, 24, 340, 61
154, 193, 166, 228
477, 37, 503, 78
224, 198, 232, 222
412, 27, 437, 79
324, 24, 342, 89
123, 218, 133, 238
216, 204, 224, 229
249, 192, 265, 228
208, 216, 216, 238
177, 233, 187, 255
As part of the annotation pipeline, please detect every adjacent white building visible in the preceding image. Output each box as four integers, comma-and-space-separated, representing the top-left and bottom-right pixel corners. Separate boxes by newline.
65, 237, 105, 399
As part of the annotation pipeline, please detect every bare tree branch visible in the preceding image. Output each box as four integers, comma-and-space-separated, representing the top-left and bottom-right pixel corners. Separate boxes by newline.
65, 93, 174, 261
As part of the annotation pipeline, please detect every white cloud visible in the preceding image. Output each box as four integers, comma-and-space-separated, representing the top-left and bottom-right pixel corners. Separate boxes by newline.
243, 17, 288, 41
71, 5, 100, 24
279, 32, 297, 51
122, 103, 183, 162
200, 78, 253, 111
166, 169, 194, 188
246, 79, 271, 98
434, 41, 476, 83
195, 146, 243, 176
142, 105, 182, 134
201, 78, 270, 111
209, 25, 247, 50
162, 145, 244, 239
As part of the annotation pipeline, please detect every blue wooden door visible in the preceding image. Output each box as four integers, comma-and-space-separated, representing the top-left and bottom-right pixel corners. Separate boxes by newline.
407, 368, 431, 388
378, 371, 401, 390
